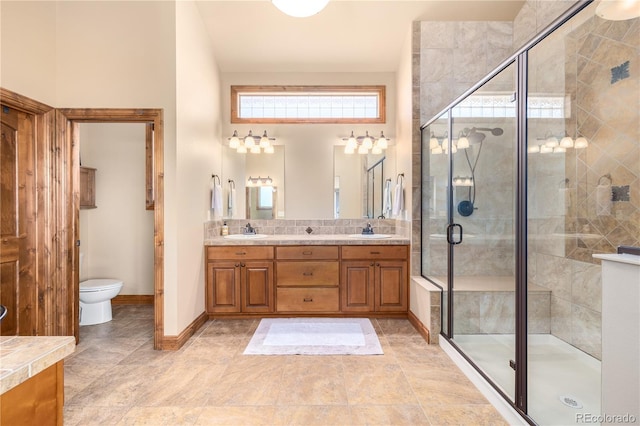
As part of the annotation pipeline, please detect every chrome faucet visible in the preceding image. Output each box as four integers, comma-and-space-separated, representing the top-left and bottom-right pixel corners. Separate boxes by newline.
362, 222, 375, 235
243, 223, 256, 235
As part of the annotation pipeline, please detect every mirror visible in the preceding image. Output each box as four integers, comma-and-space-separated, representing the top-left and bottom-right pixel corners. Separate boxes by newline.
221, 145, 285, 219
246, 186, 277, 219
333, 146, 396, 219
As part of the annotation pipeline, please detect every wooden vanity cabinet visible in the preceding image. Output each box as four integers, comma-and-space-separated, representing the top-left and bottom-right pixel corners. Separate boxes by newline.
275, 246, 340, 313
341, 245, 408, 313
206, 246, 274, 314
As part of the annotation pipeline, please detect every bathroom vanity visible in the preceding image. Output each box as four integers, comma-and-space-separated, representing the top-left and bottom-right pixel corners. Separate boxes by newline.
0, 336, 75, 425
205, 235, 409, 317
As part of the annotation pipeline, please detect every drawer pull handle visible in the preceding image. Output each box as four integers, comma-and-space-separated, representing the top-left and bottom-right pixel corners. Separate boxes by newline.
302, 251, 313, 255
235, 263, 240, 267
302, 272, 313, 276
235, 252, 247, 256
370, 251, 380, 255
303, 297, 314, 302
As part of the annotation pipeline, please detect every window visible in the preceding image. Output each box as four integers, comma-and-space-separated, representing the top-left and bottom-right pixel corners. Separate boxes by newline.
231, 85, 386, 124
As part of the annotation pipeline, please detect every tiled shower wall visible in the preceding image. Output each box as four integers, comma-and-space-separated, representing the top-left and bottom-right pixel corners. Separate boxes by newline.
528, 5, 638, 360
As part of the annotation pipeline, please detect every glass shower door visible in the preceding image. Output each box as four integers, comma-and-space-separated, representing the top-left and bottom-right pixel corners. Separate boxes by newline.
450, 61, 518, 401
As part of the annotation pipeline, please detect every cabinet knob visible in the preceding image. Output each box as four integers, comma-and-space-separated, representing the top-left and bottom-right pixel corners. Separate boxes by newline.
302, 272, 313, 276
376, 263, 380, 267
240, 263, 245, 267
302, 251, 313, 255
235, 263, 240, 267
370, 263, 375, 266
303, 297, 313, 302
235, 252, 246, 256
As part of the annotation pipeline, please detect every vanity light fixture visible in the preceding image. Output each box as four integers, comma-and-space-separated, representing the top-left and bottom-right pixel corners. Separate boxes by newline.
528, 132, 589, 154
272, 0, 330, 18
228, 130, 276, 154
247, 176, 273, 186
342, 131, 390, 155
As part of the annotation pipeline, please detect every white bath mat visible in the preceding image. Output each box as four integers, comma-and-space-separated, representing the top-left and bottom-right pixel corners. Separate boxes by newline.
243, 318, 383, 355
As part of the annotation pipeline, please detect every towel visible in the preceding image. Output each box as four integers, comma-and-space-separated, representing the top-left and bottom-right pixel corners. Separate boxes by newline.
211, 181, 223, 218
392, 181, 404, 218
383, 180, 392, 218
228, 188, 236, 217
596, 184, 611, 216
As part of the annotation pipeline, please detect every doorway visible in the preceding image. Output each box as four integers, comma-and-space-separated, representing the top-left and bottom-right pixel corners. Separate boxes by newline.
58, 108, 164, 349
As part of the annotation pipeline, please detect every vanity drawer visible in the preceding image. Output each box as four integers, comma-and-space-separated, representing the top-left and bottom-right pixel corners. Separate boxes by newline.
207, 246, 274, 261
276, 261, 339, 287
276, 287, 339, 312
276, 245, 339, 260
341, 245, 408, 260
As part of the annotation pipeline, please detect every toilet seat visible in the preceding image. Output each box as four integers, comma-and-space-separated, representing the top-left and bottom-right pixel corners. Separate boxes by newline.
80, 279, 123, 292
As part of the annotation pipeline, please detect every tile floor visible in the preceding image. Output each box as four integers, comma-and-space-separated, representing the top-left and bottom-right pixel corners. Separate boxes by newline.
63, 305, 508, 425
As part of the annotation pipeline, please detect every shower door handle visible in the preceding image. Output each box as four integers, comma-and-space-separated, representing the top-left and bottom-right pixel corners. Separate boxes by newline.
446, 223, 463, 245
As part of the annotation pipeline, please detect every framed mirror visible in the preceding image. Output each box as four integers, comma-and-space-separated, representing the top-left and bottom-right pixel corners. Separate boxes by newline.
221, 145, 285, 219
333, 145, 396, 219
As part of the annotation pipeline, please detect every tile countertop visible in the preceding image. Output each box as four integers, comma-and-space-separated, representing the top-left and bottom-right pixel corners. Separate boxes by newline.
204, 234, 411, 246
0, 335, 76, 395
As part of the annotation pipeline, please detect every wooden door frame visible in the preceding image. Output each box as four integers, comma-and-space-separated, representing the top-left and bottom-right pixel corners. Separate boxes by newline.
0, 89, 56, 336
58, 108, 164, 349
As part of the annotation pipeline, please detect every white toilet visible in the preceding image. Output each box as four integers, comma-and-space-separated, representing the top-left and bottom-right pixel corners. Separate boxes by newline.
79, 279, 123, 325
79, 254, 123, 326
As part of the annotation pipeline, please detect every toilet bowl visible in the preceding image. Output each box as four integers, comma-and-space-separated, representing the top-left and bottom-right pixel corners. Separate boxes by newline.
79, 279, 123, 326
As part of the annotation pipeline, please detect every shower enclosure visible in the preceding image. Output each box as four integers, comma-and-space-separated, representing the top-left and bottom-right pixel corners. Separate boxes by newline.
421, 2, 639, 425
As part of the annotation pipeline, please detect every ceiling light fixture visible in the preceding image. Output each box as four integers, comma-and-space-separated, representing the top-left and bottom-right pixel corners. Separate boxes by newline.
595, 0, 640, 20
272, 0, 330, 18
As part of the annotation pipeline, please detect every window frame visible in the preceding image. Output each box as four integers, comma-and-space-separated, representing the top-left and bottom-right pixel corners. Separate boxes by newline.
230, 85, 386, 124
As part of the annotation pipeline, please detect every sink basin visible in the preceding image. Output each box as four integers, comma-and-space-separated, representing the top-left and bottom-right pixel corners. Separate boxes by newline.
224, 234, 269, 240
347, 234, 392, 239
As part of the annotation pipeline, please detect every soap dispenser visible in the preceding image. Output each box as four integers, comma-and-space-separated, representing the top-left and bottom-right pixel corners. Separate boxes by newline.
221, 222, 229, 236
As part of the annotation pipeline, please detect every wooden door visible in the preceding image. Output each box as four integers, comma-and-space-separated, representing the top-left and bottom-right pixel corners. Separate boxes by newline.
340, 261, 374, 312
241, 261, 273, 313
0, 105, 37, 335
206, 261, 241, 313
375, 261, 408, 312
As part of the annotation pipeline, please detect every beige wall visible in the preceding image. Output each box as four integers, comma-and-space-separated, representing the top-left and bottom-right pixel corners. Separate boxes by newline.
0, 1, 57, 104
174, 0, 223, 334
1, 0, 222, 337
79, 123, 154, 296
220, 72, 397, 219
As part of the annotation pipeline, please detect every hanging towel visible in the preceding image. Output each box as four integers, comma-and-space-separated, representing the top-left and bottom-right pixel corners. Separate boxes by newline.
228, 187, 236, 217
392, 181, 404, 218
596, 184, 612, 216
382, 180, 392, 218
211, 181, 223, 218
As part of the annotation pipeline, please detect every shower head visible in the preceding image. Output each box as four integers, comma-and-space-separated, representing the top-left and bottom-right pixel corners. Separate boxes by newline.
473, 127, 504, 136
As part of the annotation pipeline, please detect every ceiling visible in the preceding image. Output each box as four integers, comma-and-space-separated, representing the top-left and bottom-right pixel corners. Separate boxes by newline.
196, 0, 525, 73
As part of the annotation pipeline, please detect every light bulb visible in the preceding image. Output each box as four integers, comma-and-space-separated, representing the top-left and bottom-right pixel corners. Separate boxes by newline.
371, 145, 382, 155
358, 144, 369, 154
528, 145, 540, 153
377, 132, 388, 149
540, 145, 553, 154
264, 145, 275, 154
574, 137, 589, 148
432, 146, 443, 155
363, 132, 373, 149
244, 131, 255, 147
237, 145, 247, 154
553, 146, 566, 153
260, 131, 270, 148
346, 131, 357, 150
429, 137, 439, 149
250, 145, 261, 154
457, 136, 470, 149
272, 0, 330, 18
545, 136, 559, 147
344, 146, 355, 154
229, 130, 240, 149
560, 135, 574, 148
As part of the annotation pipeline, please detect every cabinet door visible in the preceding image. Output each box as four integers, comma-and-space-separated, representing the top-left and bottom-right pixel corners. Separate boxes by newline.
241, 261, 274, 313
340, 261, 374, 312
375, 261, 408, 312
206, 261, 241, 313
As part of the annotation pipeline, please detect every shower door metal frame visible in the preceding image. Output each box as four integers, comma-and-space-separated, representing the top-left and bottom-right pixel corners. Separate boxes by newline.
419, 1, 595, 423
